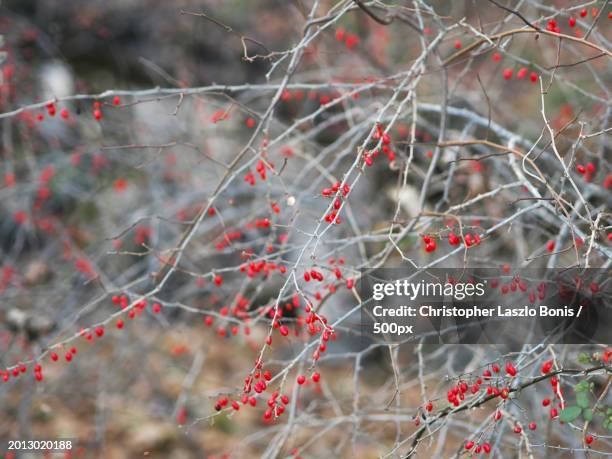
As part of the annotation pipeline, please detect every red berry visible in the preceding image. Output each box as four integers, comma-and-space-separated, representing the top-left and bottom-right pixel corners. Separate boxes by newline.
503, 68, 513, 80
586, 162, 596, 174
541, 360, 553, 374
580, 8, 587, 17
426, 401, 433, 412
514, 425, 522, 433
113, 96, 121, 105
530, 72, 538, 83
569, 17, 577, 27
312, 372, 320, 383
546, 240, 555, 252
93, 109, 102, 121
116, 319, 124, 329
505, 362, 517, 376
50, 352, 59, 362
528, 422, 537, 430
297, 375, 306, 385
345, 33, 359, 49
586, 434, 594, 445
465, 441, 474, 450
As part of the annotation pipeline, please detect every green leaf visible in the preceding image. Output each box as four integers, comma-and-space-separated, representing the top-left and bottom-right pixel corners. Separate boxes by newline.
559, 406, 582, 423
578, 352, 590, 364
583, 409, 593, 421
575, 381, 590, 392
577, 392, 590, 409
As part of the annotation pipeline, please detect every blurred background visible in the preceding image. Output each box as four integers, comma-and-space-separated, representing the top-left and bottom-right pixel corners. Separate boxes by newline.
0, 1, 610, 458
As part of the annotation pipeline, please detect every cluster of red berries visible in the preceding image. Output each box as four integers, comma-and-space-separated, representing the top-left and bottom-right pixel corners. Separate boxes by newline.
464, 440, 492, 454
303, 268, 324, 282
544, 14, 590, 37
211, 358, 298, 422
335, 27, 359, 49
369, 123, 397, 163
281, 88, 345, 107
546, 19, 562, 33
245, 159, 274, 186
215, 230, 242, 251
321, 180, 350, 224
503, 67, 538, 83
540, 360, 562, 419
92, 101, 103, 121
297, 372, 320, 385
203, 296, 252, 337
422, 235, 436, 252
461, 360, 560, 451
49, 346, 78, 364
576, 162, 597, 182
420, 229, 483, 253
490, 277, 547, 303
448, 232, 461, 245
112, 294, 157, 320
463, 232, 481, 247
240, 259, 286, 278
0, 362, 43, 383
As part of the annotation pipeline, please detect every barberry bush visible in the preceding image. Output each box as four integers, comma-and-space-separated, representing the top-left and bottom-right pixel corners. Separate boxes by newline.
0, 1, 610, 458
